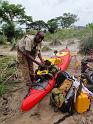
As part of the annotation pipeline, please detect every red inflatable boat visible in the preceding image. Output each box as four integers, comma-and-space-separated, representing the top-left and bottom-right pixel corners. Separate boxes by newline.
21, 48, 70, 111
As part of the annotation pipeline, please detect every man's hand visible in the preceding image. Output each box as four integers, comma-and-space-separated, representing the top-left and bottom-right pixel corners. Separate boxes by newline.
40, 59, 45, 64
39, 62, 45, 67
39, 62, 48, 68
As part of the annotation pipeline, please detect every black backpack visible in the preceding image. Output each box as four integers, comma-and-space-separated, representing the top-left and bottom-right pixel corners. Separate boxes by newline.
56, 71, 71, 87
60, 88, 75, 114
53, 88, 75, 124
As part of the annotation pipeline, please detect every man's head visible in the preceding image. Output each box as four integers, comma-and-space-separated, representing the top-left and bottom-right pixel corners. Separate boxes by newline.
34, 31, 44, 43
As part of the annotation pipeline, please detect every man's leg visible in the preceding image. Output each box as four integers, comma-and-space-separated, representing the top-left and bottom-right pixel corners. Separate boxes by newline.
17, 50, 32, 86
28, 58, 35, 82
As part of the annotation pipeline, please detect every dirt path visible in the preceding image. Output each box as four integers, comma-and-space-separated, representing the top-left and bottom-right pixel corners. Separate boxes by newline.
0, 39, 93, 124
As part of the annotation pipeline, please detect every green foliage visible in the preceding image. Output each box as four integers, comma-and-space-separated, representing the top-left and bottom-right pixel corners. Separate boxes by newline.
79, 24, 93, 55
2, 23, 24, 43
2, 22, 15, 43
27, 20, 48, 31
86, 23, 93, 37
45, 27, 89, 41
0, 84, 6, 96
0, 1, 32, 24
79, 37, 93, 55
0, 1, 32, 43
56, 13, 78, 28
25, 29, 38, 36
19, 15, 32, 25
47, 19, 58, 34
0, 35, 7, 44
15, 28, 24, 40
0, 56, 19, 84
46, 13, 78, 34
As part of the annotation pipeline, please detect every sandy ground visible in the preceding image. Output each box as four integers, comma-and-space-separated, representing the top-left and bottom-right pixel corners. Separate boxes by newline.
0, 39, 93, 124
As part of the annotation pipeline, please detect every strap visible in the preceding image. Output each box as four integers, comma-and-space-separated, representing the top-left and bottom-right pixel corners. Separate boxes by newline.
24, 35, 32, 41
77, 76, 83, 96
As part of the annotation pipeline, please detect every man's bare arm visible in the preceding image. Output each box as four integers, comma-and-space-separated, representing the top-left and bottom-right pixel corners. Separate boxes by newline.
38, 52, 44, 63
19, 49, 42, 66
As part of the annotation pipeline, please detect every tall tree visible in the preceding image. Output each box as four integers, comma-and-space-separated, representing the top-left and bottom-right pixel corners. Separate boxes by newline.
0, 1, 32, 42
27, 20, 48, 31
2, 22, 15, 42
47, 13, 78, 33
47, 19, 58, 34
0, 1, 32, 24
56, 13, 78, 28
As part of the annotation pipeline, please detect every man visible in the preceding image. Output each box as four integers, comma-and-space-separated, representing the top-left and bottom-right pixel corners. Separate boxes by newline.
17, 31, 44, 87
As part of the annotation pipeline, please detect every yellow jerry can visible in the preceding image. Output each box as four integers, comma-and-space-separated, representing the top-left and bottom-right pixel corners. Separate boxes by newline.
75, 93, 91, 113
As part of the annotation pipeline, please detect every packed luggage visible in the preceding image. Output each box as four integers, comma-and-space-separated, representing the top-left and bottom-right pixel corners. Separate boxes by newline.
50, 71, 93, 114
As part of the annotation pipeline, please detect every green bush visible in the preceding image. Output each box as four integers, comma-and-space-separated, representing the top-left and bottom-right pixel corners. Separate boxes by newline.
0, 56, 19, 84
26, 29, 37, 35
15, 28, 24, 40
0, 84, 6, 96
0, 35, 7, 44
45, 28, 90, 41
79, 37, 93, 55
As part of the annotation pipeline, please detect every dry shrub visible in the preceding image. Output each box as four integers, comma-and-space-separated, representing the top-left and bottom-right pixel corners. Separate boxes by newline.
79, 37, 93, 55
